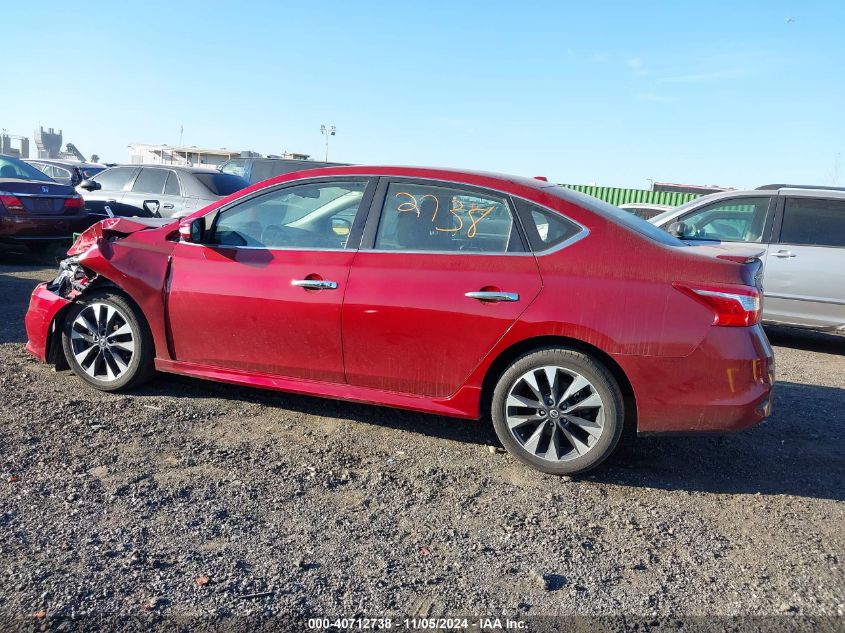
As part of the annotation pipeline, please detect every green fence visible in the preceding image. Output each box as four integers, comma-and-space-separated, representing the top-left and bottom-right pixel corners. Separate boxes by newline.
559, 184, 700, 208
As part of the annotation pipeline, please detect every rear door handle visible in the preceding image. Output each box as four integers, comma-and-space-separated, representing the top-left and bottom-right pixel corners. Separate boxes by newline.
292, 279, 338, 290
465, 291, 520, 302
771, 250, 796, 258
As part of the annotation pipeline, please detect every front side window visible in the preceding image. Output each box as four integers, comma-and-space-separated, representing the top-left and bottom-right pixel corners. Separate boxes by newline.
677, 196, 770, 243
374, 183, 519, 253
92, 167, 137, 192
779, 198, 845, 247
209, 180, 368, 249
132, 168, 168, 194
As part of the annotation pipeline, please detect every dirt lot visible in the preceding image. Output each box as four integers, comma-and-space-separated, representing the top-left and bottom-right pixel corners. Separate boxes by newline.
0, 250, 842, 631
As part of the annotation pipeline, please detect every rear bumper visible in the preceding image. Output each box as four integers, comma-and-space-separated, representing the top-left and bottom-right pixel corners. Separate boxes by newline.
0, 214, 96, 242
25, 283, 71, 362
618, 325, 775, 433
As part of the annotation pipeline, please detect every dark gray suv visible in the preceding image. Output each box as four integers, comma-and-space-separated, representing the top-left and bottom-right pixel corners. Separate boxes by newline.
77, 166, 248, 219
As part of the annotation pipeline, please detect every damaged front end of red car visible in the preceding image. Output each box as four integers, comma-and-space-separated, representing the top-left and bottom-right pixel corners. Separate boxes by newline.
25, 217, 177, 366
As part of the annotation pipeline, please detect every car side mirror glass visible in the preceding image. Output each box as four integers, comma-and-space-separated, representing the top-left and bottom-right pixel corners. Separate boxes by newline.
668, 221, 687, 238
179, 217, 206, 243
79, 179, 101, 191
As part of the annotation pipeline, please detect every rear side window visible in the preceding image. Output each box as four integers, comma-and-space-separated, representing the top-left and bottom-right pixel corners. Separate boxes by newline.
93, 167, 137, 191
164, 171, 180, 195
194, 173, 249, 196
514, 199, 582, 251
132, 168, 168, 194
779, 198, 845, 247
374, 182, 522, 253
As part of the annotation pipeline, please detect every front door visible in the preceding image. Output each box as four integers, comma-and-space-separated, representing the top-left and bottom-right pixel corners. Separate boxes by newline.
342, 179, 543, 397
763, 196, 845, 329
166, 178, 375, 381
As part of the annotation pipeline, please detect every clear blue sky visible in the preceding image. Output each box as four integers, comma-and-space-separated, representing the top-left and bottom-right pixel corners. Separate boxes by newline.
4, 1, 844, 188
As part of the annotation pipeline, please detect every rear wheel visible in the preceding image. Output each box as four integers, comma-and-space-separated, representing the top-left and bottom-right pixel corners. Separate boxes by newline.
61, 290, 154, 392
491, 348, 624, 475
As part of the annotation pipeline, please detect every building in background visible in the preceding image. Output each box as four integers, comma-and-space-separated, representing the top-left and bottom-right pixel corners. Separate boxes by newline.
127, 144, 314, 168
127, 144, 250, 168
0, 132, 29, 158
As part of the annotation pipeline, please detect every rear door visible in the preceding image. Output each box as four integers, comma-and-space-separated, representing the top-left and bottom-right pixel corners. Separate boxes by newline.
342, 178, 542, 397
121, 167, 170, 217
763, 195, 845, 329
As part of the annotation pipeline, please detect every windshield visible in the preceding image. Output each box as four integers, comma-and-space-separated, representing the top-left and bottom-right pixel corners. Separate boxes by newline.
195, 172, 249, 196
0, 155, 53, 182
548, 185, 682, 246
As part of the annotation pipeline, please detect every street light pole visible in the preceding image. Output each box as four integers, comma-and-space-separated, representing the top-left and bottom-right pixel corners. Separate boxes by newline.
320, 124, 336, 161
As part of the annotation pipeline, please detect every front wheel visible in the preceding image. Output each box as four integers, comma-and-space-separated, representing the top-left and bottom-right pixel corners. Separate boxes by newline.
491, 348, 624, 475
62, 290, 155, 392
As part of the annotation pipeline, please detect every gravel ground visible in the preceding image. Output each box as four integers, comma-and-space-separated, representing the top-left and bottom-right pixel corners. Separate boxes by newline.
0, 251, 843, 631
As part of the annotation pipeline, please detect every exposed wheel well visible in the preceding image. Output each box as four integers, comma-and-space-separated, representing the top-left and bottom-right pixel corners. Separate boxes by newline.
480, 336, 638, 432
46, 279, 155, 368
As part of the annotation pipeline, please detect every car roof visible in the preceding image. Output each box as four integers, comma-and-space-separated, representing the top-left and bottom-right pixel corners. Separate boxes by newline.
25, 158, 105, 168
102, 164, 228, 174
253, 164, 563, 193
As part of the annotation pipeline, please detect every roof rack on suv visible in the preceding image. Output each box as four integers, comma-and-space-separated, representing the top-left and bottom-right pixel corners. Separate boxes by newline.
756, 183, 845, 191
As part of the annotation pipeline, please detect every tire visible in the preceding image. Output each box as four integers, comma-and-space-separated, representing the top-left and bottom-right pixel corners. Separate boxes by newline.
491, 347, 624, 475
61, 290, 155, 392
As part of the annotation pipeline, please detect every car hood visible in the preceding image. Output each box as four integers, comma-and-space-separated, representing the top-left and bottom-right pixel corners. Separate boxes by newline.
67, 217, 176, 256
0, 178, 75, 196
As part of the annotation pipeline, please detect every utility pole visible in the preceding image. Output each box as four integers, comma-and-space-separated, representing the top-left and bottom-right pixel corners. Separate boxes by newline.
320, 124, 336, 162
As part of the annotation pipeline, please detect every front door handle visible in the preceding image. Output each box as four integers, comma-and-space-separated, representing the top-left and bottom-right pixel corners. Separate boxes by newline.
771, 250, 796, 258
465, 291, 520, 302
292, 279, 338, 290
162, 203, 175, 210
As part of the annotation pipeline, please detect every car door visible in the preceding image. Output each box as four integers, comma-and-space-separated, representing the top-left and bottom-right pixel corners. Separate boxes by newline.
342, 178, 543, 398
763, 195, 845, 329
166, 177, 377, 381
79, 166, 138, 219
121, 167, 171, 217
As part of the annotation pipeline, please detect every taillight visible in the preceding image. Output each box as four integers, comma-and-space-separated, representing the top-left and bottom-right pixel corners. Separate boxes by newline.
64, 195, 85, 212
0, 192, 26, 215
673, 282, 761, 327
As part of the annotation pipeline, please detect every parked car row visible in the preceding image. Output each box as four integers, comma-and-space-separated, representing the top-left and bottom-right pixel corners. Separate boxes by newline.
24, 159, 106, 186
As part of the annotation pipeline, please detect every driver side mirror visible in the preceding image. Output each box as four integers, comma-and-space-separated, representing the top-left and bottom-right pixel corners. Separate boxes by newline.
668, 221, 688, 238
178, 217, 206, 243
78, 179, 101, 191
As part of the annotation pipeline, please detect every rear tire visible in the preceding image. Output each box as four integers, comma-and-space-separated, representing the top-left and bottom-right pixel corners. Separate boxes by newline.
491, 347, 624, 475
62, 290, 154, 392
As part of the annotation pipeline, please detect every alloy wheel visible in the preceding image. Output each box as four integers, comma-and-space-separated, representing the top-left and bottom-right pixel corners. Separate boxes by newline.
504, 365, 606, 462
69, 302, 136, 382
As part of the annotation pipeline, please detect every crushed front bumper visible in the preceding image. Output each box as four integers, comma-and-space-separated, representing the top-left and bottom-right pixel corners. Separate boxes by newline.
25, 283, 71, 362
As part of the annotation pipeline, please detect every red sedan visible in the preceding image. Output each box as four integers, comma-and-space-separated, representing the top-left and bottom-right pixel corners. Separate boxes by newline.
24, 166, 774, 474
